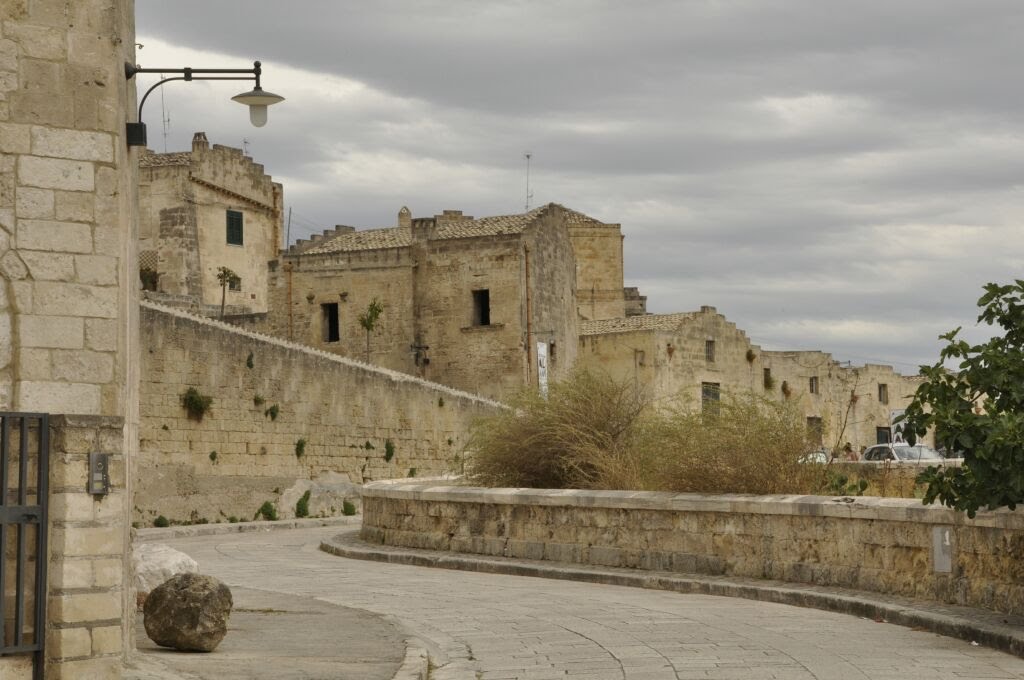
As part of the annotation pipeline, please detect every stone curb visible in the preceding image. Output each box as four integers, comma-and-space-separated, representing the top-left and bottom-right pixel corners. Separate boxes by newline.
134, 515, 360, 542
321, 528, 1024, 660
391, 638, 430, 680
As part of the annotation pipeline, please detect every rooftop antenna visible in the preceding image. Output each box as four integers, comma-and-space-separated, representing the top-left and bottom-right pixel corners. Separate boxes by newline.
159, 72, 170, 152
242, 138, 251, 156
524, 152, 534, 211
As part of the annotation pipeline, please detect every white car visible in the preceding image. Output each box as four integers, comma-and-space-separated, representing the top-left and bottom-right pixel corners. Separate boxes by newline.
861, 444, 947, 464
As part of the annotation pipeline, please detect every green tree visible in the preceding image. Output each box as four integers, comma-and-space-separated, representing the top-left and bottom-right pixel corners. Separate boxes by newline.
903, 280, 1024, 517
216, 266, 240, 319
358, 298, 384, 362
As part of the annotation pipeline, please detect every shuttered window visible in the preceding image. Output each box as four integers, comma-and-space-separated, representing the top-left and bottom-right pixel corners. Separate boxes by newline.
226, 210, 244, 245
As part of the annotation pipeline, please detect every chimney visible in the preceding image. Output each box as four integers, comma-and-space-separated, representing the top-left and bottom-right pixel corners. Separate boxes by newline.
398, 206, 411, 229
192, 131, 209, 153
700, 305, 717, 314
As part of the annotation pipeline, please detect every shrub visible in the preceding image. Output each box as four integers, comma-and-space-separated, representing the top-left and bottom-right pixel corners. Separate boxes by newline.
364, 441, 375, 450
153, 515, 169, 528
342, 500, 357, 516
227, 515, 239, 523
209, 451, 217, 462
438, 396, 445, 407
255, 501, 278, 521
180, 387, 213, 421
384, 439, 395, 462
407, 467, 417, 477
265, 404, 279, 421
253, 394, 265, 407
295, 438, 306, 458
246, 351, 254, 369
469, 371, 824, 495
295, 490, 311, 518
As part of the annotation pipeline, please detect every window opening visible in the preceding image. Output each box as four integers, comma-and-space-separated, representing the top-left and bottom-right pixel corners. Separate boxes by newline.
705, 339, 715, 362
701, 382, 721, 414
321, 303, 339, 343
809, 376, 819, 394
472, 289, 490, 326
226, 210, 244, 245
878, 383, 889, 404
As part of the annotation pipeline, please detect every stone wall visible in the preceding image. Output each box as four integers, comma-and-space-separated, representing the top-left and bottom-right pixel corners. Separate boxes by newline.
1, 0, 137, 676
578, 307, 929, 451
48, 415, 127, 679
362, 483, 1024, 616
137, 301, 502, 524
568, 221, 625, 321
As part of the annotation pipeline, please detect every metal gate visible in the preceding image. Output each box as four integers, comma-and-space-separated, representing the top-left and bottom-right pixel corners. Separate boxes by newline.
0, 413, 48, 680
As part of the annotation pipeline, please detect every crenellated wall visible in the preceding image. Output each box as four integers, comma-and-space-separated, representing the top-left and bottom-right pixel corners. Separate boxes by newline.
136, 301, 502, 524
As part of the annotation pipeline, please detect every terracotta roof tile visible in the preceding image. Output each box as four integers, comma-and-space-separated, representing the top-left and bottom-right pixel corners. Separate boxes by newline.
298, 203, 606, 256
579, 313, 699, 336
139, 151, 192, 168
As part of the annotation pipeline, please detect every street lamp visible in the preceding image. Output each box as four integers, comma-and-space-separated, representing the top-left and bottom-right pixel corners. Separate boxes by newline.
124, 60, 285, 147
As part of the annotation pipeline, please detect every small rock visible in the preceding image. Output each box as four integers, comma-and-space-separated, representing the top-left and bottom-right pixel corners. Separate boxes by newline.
144, 573, 233, 652
134, 543, 200, 606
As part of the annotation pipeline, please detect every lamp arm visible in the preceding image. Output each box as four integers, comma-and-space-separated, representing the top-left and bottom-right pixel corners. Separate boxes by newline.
136, 74, 257, 122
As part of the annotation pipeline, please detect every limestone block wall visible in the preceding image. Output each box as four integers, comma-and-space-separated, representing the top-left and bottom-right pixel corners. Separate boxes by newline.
137, 301, 502, 524
569, 221, 625, 321
362, 483, 1024, 616
47, 415, 127, 679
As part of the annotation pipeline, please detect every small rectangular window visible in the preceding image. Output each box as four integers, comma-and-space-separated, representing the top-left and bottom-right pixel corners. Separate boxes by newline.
472, 289, 490, 326
705, 339, 715, 362
228, 276, 241, 292
701, 382, 720, 414
807, 416, 823, 444
878, 383, 889, 404
876, 427, 892, 444
809, 376, 819, 394
321, 303, 339, 343
226, 210, 244, 245
763, 368, 772, 389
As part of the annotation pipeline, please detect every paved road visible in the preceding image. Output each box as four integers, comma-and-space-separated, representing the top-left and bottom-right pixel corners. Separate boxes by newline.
162, 527, 1024, 680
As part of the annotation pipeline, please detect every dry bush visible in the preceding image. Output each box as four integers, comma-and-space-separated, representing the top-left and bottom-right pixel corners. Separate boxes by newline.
649, 395, 824, 495
468, 372, 827, 495
468, 371, 651, 488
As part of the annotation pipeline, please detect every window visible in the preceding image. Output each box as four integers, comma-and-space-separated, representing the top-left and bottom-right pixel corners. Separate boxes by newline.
878, 383, 889, 404
876, 427, 892, 444
321, 303, 339, 343
226, 210, 244, 245
704, 339, 715, 362
763, 368, 772, 389
807, 417, 823, 445
809, 376, 819, 394
472, 289, 490, 326
228, 276, 241, 292
701, 382, 720, 414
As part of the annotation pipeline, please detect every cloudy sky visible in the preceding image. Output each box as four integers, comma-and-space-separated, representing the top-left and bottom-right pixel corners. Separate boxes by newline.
134, 1, 1024, 372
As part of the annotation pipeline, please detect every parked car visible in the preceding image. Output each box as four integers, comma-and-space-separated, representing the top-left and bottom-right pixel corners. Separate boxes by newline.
861, 444, 947, 463
799, 448, 831, 464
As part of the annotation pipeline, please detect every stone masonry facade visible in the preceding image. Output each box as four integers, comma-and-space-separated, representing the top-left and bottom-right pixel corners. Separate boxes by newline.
1, 0, 138, 677
138, 132, 283, 316
362, 483, 1024, 617
136, 301, 502, 524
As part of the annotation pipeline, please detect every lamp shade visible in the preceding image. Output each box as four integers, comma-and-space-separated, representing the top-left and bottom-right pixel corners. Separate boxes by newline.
231, 87, 285, 127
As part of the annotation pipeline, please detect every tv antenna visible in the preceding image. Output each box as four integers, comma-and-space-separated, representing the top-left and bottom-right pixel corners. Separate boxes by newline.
524, 152, 534, 211
159, 72, 170, 152
242, 138, 251, 156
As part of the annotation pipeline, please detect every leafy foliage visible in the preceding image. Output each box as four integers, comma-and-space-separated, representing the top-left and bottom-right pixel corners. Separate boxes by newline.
903, 281, 1024, 517
295, 490, 311, 518
255, 501, 278, 521
384, 439, 395, 462
180, 387, 213, 421
153, 515, 170, 528
358, 298, 384, 361
342, 500, 357, 516
264, 404, 280, 420
295, 438, 307, 458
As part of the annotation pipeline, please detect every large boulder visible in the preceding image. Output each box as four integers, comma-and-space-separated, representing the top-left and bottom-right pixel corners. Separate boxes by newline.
143, 573, 233, 652
133, 543, 200, 604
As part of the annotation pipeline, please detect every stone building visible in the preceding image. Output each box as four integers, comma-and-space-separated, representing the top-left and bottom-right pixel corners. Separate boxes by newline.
138, 131, 283, 316
577, 306, 929, 451
1, 0, 138, 677
263, 203, 585, 400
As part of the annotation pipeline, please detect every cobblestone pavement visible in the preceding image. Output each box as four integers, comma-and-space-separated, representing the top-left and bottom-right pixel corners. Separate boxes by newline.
164, 527, 1024, 680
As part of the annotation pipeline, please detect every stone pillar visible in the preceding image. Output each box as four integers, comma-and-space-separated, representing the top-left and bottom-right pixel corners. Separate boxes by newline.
46, 415, 126, 680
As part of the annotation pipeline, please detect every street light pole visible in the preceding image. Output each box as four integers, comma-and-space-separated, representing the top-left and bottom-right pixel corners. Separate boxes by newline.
124, 60, 285, 147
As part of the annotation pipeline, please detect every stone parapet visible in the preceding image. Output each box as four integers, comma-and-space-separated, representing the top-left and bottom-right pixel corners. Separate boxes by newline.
361, 483, 1024, 616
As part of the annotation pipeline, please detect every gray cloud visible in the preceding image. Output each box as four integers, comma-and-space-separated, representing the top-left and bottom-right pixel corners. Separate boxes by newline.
135, 0, 1024, 369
